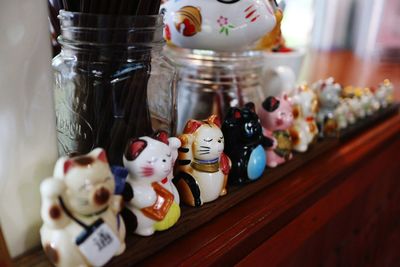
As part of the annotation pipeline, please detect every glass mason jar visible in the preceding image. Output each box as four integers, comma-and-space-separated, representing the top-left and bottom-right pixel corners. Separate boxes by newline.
164, 47, 266, 133
53, 11, 175, 165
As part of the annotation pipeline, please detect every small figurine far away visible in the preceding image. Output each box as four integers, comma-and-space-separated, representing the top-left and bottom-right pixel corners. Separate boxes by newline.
174, 115, 231, 207
40, 148, 126, 267
258, 95, 294, 167
222, 102, 273, 185
123, 131, 181, 236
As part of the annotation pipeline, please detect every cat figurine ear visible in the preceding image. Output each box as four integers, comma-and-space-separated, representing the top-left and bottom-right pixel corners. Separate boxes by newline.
262, 96, 281, 112
207, 114, 221, 128
125, 139, 148, 161
183, 119, 203, 134
153, 130, 169, 145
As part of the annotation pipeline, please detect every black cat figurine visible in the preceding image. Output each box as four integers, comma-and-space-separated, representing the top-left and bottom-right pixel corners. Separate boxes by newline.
222, 102, 273, 185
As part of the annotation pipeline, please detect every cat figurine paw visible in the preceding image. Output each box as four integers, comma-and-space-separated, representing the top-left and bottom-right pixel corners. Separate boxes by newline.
174, 115, 231, 207
123, 131, 181, 236
40, 148, 126, 267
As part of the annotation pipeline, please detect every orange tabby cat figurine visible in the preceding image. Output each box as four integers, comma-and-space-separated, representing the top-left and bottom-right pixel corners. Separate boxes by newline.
174, 115, 231, 207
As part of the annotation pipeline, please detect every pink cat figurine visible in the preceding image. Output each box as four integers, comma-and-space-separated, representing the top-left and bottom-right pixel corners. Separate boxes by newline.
258, 95, 294, 168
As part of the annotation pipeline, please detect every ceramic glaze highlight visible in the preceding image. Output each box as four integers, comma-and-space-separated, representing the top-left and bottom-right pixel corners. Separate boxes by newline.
174, 115, 231, 207
123, 131, 181, 236
40, 149, 126, 267
161, 0, 277, 51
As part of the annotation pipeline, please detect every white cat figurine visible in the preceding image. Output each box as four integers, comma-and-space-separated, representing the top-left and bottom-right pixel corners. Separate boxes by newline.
40, 148, 126, 267
123, 131, 181, 236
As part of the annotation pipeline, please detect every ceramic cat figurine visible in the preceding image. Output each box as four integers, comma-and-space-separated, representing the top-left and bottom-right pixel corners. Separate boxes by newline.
174, 115, 231, 207
40, 149, 126, 267
334, 98, 355, 130
161, 0, 277, 51
375, 79, 394, 108
222, 102, 272, 185
258, 95, 293, 168
312, 77, 341, 138
289, 85, 319, 152
123, 131, 181, 236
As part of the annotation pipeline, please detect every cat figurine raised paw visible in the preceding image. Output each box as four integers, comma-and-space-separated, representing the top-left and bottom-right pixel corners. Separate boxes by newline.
174, 115, 231, 207
123, 131, 181, 236
222, 102, 273, 185
40, 148, 126, 267
258, 95, 294, 168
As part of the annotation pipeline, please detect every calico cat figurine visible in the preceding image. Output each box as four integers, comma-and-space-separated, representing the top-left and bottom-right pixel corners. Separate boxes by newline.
123, 131, 181, 236
40, 149, 126, 267
174, 115, 231, 207
222, 102, 273, 185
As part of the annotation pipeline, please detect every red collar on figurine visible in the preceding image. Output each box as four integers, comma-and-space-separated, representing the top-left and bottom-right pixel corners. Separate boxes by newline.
306, 116, 315, 122
161, 177, 168, 184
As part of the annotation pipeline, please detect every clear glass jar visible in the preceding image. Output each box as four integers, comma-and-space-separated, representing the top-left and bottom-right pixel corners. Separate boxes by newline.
164, 47, 266, 133
53, 11, 175, 164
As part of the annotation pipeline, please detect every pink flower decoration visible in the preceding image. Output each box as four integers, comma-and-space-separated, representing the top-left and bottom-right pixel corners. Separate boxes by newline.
217, 16, 229, 27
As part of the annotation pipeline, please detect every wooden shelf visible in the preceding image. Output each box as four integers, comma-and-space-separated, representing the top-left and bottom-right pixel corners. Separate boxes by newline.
14, 106, 399, 266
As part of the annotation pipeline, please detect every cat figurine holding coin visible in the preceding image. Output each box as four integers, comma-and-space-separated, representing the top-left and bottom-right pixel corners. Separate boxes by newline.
258, 95, 294, 168
174, 115, 231, 207
123, 131, 181, 236
40, 148, 126, 267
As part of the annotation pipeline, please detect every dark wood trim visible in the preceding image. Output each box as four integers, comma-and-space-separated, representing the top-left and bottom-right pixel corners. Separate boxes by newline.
0, 226, 13, 267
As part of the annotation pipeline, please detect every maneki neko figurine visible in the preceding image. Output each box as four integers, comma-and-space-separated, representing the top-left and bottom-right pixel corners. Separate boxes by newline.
123, 131, 181, 236
258, 95, 294, 167
312, 77, 342, 138
222, 102, 272, 185
160, 0, 278, 51
289, 85, 319, 152
375, 79, 394, 108
40, 149, 126, 267
174, 115, 231, 207
334, 98, 355, 130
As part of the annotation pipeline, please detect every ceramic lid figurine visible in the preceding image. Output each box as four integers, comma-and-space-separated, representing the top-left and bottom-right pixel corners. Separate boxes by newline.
258, 95, 294, 168
161, 0, 277, 51
222, 102, 273, 185
288, 84, 319, 152
123, 131, 181, 236
174, 115, 231, 207
40, 148, 126, 267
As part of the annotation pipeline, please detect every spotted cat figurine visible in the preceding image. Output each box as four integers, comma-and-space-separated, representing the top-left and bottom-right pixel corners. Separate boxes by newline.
123, 131, 181, 236
222, 102, 273, 185
40, 149, 126, 267
174, 115, 231, 207
258, 95, 294, 168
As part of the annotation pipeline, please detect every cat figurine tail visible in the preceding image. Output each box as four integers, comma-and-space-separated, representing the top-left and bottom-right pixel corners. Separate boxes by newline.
174, 115, 231, 207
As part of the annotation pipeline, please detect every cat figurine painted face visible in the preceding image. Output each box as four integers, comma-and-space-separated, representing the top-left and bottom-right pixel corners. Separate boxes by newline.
161, 0, 278, 51
174, 115, 231, 207
40, 148, 126, 267
258, 95, 293, 168
222, 102, 272, 185
123, 131, 181, 236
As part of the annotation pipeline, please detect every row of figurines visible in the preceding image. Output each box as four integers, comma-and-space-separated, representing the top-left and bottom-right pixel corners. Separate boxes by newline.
40, 77, 394, 267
